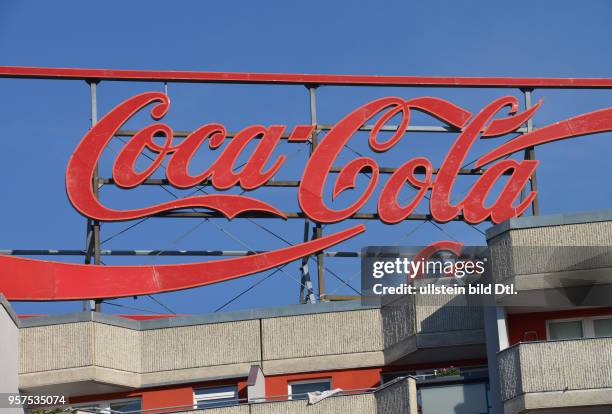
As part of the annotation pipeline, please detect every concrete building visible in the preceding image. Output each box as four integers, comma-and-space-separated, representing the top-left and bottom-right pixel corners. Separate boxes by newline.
0, 294, 21, 414
487, 210, 612, 414
1, 210, 612, 414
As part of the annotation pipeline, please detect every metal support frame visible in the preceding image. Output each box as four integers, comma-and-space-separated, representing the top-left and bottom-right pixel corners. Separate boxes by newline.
0, 66, 564, 309
299, 262, 316, 304
114, 125, 529, 139
520, 88, 540, 215
307, 86, 326, 300
299, 85, 322, 303
151, 211, 471, 220
298, 219, 312, 303
299, 188, 315, 303
0, 249, 362, 257
84, 81, 102, 312
99, 167, 506, 187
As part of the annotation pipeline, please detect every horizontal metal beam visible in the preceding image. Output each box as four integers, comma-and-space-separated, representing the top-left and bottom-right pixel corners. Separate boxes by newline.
2, 66, 612, 88
318, 124, 529, 134
322, 294, 362, 301
327, 166, 509, 176
99, 178, 301, 187
154, 211, 472, 221
99, 167, 506, 188
0, 249, 361, 257
115, 125, 528, 139
115, 129, 293, 139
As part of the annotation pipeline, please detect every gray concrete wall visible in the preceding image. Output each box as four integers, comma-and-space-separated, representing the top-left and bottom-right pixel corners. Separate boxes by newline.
180, 407, 250, 414
141, 320, 260, 372
95, 323, 140, 373
488, 219, 612, 283
414, 293, 484, 333
498, 338, 612, 402
260, 309, 385, 374
261, 309, 382, 361
19, 299, 483, 393
381, 296, 416, 349
381, 294, 484, 345
381, 292, 485, 365
250, 394, 376, 414
21, 309, 383, 390
497, 343, 523, 402
19, 319, 261, 391
375, 377, 416, 414
172, 396, 377, 414
0, 294, 23, 414
20, 322, 93, 373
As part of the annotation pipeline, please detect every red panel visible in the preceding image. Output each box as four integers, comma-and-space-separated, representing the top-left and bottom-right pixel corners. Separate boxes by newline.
70, 390, 142, 406
118, 314, 184, 320
265, 368, 382, 397
265, 360, 488, 397
476, 107, 612, 167
507, 307, 612, 345
141, 388, 193, 413
68, 379, 247, 411
0, 225, 364, 300
65, 92, 288, 221
1, 66, 612, 88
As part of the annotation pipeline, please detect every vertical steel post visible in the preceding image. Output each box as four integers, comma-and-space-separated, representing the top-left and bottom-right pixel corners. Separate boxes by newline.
299, 86, 313, 304
521, 89, 540, 215
299, 219, 316, 304
85, 81, 102, 311
307, 86, 326, 299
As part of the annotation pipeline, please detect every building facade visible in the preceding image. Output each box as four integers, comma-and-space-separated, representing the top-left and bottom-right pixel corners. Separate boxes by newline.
2, 209, 612, 414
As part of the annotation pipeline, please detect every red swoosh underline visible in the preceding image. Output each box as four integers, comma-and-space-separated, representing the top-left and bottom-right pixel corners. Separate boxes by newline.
0, 225, 364, 301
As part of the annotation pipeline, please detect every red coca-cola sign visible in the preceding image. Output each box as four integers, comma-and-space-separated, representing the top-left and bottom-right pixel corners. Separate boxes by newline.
2, 67, 612, 301
68, 92, 612, 225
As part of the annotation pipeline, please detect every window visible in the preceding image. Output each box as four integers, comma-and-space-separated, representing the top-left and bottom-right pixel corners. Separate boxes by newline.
71, 399, 141, 414
382, 371, 410, 383
288, 379, 331, 400
109, 400, 142, 413
548, 320, 583, 340
419, 383, 489, 414
547, 316, 612, 340
194, 385, 238, 409
594, 318, 612, 337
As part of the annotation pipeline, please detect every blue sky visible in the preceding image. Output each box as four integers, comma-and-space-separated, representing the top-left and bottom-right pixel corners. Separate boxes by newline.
1, 0, 611, 316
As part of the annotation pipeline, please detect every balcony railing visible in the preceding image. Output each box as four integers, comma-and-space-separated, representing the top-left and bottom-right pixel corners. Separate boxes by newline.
497, 337, 612, 412
68, 377, 415, 414
487, 212, 612, 284
381, 291, 485, 364
19, 301, 484, 393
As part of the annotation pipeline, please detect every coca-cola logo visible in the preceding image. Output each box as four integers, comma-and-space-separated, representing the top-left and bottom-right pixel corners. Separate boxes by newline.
69, 92, 612, 225
2, 92, 611, 301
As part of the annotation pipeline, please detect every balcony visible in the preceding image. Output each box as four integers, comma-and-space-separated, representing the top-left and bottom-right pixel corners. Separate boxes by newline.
487, 210, 612, 307
70, 378, 416, 414
19, 312, 261, 395
497, 337, 612, 413
248, 378, 416, 414
381, 284, 485, 365
19, 297, 484, 395
19, 303, 386, 395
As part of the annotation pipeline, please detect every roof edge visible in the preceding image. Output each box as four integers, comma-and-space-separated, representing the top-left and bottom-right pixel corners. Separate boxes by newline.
19, 300, 379, 330
0, 293, 20, 327
486, 209, 612, 240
